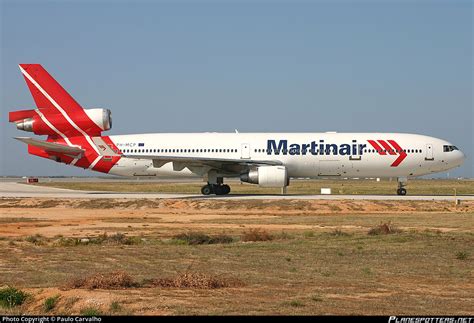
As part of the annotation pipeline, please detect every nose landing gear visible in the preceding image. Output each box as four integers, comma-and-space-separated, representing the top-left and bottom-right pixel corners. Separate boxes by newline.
396, 188, 407, 196
397, 177, 407, 196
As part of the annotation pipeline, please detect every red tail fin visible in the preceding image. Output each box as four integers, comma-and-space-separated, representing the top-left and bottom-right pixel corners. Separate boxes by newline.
18, 64, 104, 137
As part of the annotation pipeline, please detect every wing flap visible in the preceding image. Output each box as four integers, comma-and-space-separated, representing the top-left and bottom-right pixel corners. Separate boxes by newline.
130, 154, 281, 166
129, 154, 282, 174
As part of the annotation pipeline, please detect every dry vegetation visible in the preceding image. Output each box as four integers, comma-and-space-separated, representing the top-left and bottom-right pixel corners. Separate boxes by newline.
0, 196, 473, 315
34, 178, 474, 195
63, 271, 137, 290
146, 273, 243, 289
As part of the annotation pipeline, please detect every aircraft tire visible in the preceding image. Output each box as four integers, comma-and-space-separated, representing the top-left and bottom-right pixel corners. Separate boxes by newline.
201, 185, 213, 195
222, 184, 231, 195
214, 185, 225, 195
397, 188, 407, 196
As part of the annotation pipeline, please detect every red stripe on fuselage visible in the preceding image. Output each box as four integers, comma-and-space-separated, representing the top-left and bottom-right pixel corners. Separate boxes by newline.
377, 140, 397, 155
367, 140, 386, 155
387, 140, 407, 167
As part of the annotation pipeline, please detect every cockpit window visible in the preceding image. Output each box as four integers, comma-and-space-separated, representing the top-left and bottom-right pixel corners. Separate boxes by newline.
443, 145, 459, 152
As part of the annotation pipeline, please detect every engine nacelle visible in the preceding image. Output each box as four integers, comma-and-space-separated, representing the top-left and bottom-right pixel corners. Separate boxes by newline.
12, 108, 112, 135
16, 114, 73, 136
240, 166, 289, 188
84, 108, 112, 131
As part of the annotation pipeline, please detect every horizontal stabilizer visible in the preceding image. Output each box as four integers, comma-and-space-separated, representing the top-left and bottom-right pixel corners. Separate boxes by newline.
15, 137, 84, 157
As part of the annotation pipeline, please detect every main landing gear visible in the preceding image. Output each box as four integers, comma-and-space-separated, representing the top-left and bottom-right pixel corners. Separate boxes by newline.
397, 177, 407, 196
201, 183, 231, 195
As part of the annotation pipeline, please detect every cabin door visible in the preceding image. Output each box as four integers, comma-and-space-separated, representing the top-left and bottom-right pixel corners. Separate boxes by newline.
241, 143, 250, 159
425, 144, 434, 161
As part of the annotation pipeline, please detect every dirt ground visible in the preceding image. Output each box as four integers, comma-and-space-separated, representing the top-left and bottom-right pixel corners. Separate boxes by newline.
0, 198, 473, 315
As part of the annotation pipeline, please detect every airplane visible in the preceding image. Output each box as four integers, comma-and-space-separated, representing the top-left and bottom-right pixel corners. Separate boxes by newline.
9, 64, 466, 196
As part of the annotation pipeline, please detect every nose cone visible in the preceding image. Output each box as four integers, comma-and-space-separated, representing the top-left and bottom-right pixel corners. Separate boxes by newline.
452, 150, 466, 167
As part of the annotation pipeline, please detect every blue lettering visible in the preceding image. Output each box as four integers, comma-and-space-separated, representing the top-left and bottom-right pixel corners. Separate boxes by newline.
267, 140, 287, 155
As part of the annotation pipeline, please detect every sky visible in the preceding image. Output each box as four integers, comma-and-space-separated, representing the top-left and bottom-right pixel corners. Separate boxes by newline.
1, 0, 472, 178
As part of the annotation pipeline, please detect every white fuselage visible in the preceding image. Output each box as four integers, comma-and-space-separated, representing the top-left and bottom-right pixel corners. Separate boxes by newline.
106, 132, 465, 179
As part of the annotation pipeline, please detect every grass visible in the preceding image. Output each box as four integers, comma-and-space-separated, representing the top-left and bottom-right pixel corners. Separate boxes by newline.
287, 300, 305, 308
0, 230, 472, 314
172, 232, 234, 245
0, 287, 28, 308
0, 197, 472, 315
43, 295, 60, 312
311, 294, 323, 302
25, 234, 45, 245
241, 228, 273, 242
368, 222, 403, 235
455, 251, 469, 260
80, 307, 102, 316
34, 178, 474, 195
109, 301, 122, 312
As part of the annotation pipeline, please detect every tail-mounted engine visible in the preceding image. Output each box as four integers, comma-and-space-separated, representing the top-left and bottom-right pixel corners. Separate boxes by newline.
9, 108, 112, 136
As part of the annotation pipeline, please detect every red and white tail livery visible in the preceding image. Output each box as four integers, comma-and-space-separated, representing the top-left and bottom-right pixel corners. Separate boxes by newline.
10, 64, 465, 195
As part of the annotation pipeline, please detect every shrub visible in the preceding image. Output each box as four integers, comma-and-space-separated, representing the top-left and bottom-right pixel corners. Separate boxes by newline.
64, 271, 137, 290
241, 228, 273, 242
330, 229, 349, 236
210, 234, 234, 244
0, 287, 28, 308
25, 234, 45, 245
80, 307, 102, 316
109, 301, 121, 312
173, 232, 212, 245
368, 222, 402, 235
149, 272, 243, 289
44, 295, 60, 312
311, 294, 323, 302
456, 251, 469, 260
274, 231, 293, 240
172, 232, 234, 245
107, 233, 134, 245
287, 300, 304, 307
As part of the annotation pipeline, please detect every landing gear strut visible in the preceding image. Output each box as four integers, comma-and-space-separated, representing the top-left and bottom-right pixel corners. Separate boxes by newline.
200, 183, 231, 195
397, 177, 407, 196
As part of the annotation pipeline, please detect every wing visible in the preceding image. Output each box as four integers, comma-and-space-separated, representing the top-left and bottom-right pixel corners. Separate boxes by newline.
127, 154, 282, 176
15, 137, 85, 157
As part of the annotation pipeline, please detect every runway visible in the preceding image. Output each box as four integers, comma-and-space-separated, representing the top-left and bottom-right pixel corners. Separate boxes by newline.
1, 182, 473, 201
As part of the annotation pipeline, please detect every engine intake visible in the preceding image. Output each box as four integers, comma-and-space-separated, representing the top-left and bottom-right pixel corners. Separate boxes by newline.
241, 166, 289, 188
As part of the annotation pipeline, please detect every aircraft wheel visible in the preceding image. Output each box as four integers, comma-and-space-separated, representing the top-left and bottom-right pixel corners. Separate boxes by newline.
222, 184, 231, 195
201, 185, 213, 195
214, 185, 225, 195
397, 188, 407, 196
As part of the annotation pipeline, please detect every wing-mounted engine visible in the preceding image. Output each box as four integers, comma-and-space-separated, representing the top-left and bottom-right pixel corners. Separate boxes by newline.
241, 165, 289, 188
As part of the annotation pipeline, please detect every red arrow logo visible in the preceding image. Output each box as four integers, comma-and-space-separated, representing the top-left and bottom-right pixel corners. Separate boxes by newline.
367, 139, 407, 167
